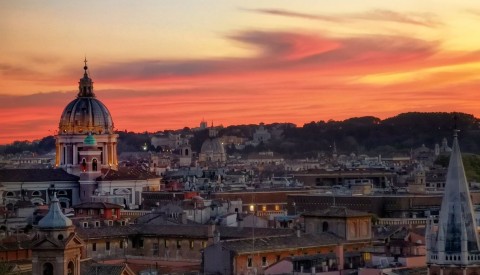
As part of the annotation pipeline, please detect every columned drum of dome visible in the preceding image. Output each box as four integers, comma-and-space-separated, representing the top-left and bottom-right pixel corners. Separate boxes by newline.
55, 61, 118, 174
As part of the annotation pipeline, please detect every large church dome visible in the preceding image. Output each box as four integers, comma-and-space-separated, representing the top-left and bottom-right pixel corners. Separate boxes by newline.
59, 61, 114, 135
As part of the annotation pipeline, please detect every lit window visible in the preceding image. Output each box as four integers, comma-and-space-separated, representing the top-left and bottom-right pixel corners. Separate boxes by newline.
249, 205, 255, 212
275, 205, 280, 211
262, 205, 267, 211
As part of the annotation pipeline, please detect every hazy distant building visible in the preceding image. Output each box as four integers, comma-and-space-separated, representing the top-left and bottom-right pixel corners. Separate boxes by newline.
252, 122, 271, 145
199, 126, 226, 165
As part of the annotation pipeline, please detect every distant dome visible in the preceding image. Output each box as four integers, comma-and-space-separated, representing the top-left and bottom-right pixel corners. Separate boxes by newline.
58, 63, 114, 135
38, 193, 72, 229
84, 133, 97, 145
201, 138, 225, 155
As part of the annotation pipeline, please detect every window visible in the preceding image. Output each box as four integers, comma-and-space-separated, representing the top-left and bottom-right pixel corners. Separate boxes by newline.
43, 262, 54, 275
67, 261, 74, 275
82, 222, 88, 228
120, 240, 124, 249
100, 209, 104, 215
57, 190, 67, 196
202, 241, 206, 248
112, 209, 116, 215
322, 221, 329, 232
190, 240, 194, 250
92, 159, 98, 171
262, 205, 267, 211
176, 240, 181, 249
262, 256, 267, 267
106, 241, 110, 251
139, 239, 144, 248
5, 192, 14, 197
95, 221, 100, 227
32, 191, 41, 197
247, 256, 252, 268
78, 209, 83, 214
164, 239, 169, 248
153, 243, 159, 255
92, 243, 97, 251
58, 234, 64, 241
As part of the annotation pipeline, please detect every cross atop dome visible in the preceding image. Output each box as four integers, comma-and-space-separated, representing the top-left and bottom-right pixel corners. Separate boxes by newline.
83, 56, 89, 76
78, 59, 95, 98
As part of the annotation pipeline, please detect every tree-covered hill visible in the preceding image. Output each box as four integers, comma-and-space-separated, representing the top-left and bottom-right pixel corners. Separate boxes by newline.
1, 112, 479, 157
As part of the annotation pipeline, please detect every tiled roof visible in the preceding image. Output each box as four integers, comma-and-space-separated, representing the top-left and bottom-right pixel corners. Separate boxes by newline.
98, 166, 159, 181
302, 206, 371, 218
81, 262, 132, 275
220, 232, 343, 254
73, 202, 123, 209
76, 224, 293, 240
0, 169, 79, 182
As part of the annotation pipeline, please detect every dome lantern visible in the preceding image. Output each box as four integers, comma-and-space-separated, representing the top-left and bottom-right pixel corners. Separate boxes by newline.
78, 57, 95, 98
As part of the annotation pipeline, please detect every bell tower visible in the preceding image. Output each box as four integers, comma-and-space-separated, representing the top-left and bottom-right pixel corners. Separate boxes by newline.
31, 193, 84, 275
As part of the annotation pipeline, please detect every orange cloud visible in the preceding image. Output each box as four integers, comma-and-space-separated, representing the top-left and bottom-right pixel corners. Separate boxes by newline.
1, 30, 480, 144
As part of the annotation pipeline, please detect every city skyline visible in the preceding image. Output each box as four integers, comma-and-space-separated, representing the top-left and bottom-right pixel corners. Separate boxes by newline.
2, 1, 480, 144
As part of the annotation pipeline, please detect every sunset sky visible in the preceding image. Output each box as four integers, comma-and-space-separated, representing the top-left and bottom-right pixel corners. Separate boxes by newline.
1, 1, 480, 144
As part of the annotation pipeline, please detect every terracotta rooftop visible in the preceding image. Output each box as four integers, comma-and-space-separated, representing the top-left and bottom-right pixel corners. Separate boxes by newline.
76, 224, 293, 240
220, 232, 344, 254
98, 166, 159, 181
73, 202, 123, 209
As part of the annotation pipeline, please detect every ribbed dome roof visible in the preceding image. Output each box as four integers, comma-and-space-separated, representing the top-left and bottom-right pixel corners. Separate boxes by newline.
58, 61, 114, 135
59, 98, 113, 135
38, 193, 72, 229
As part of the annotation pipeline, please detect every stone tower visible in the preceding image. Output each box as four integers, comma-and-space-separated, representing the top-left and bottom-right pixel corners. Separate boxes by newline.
32, 193, 84, 275
426, 132, 480, 274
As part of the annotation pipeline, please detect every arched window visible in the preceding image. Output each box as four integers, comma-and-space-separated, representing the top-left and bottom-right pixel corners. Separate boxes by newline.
322, 221, 329, 232
67, 261, 75, 275
81, 159, 87, 171
185, 149, 189, 156
57, 190, 67, 196
92, 159, 98, 171
43, 262, 54, 275
32, 191, 41, 197
5, 192, 14, 197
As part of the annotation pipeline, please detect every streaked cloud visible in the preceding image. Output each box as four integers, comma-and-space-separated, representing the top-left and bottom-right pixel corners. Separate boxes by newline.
246, 8, 440, 28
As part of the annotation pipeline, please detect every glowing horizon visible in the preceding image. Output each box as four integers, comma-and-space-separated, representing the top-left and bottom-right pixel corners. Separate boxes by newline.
1, 1, 480, 144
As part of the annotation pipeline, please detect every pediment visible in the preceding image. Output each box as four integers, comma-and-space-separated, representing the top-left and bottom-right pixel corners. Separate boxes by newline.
65, 234, 85, 248
32, 238, 62, 249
